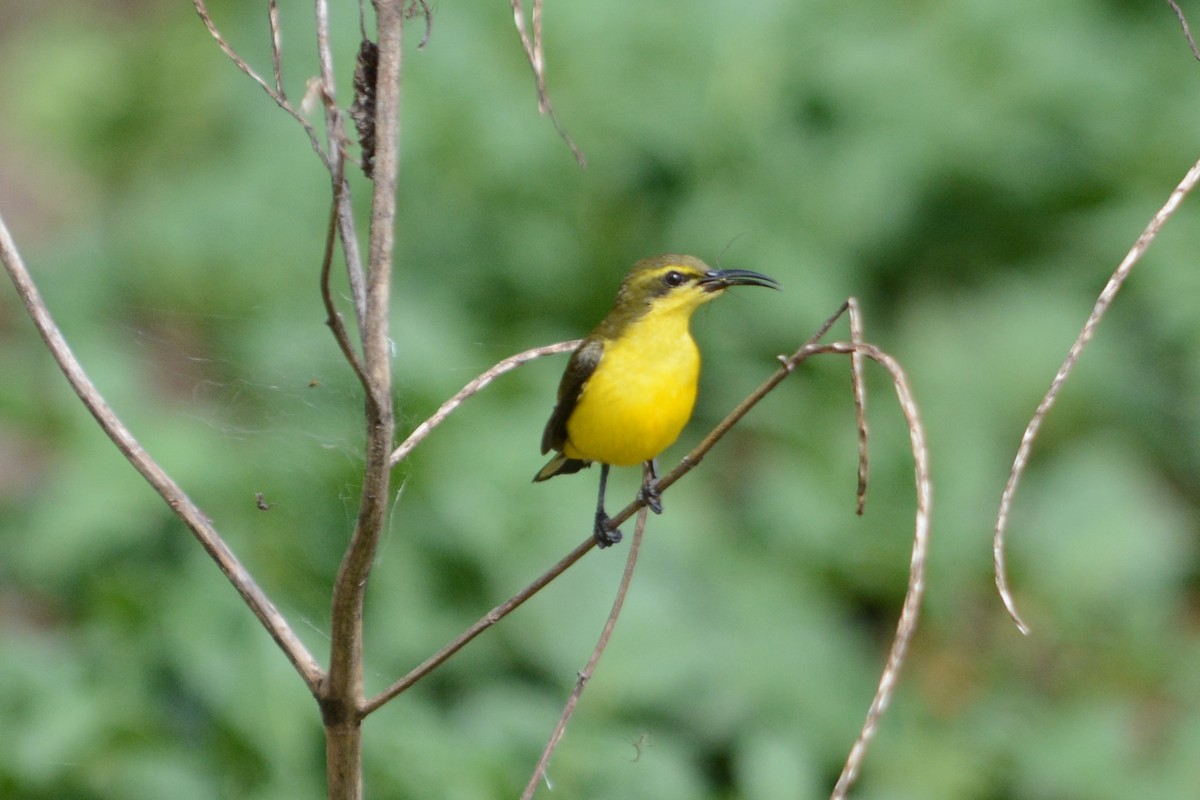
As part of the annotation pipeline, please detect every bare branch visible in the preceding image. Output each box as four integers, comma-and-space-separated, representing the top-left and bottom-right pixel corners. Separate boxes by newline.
849, 297, 869, 515
0, 213, 324, 694
362, 537, 594, 715
389, 340, 582, 467
510, 0, 545, 113
510, 0, 587, 166
192, 0, 331, 169
825, 342, 930, 800
196, 0, 366, 335
521, 508, 649, 800
268, 0, 284, 95
316, 0, 368, 329
320, 157, 369, 388
323, 1, 406, 795
1169, 0, 1200, 61
992, 155, 1200, 635
406, 0, 434, 49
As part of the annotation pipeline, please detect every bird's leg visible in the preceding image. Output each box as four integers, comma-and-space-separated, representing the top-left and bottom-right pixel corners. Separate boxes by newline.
639, 459, 663, 514
593, 463, 622, 547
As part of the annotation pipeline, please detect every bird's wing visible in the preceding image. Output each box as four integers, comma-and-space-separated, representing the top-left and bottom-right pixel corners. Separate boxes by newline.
541, 337, 604, 454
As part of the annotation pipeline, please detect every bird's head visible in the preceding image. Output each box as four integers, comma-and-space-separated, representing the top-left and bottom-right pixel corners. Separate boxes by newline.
612, 254, 779, 322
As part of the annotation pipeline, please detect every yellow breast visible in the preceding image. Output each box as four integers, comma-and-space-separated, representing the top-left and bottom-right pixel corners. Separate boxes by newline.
563, 311, 700, 467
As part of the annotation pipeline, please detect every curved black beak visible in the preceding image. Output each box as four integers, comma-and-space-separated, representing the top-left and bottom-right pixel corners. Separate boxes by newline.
699, 268, 780, 292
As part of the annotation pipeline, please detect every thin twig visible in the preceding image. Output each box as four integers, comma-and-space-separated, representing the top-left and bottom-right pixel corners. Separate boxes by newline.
510, 0, 545, 113
1169, 0, 1200, 61
992, 155, 1200, 635
0, 213, 325, 693
849, 298, 869, 515
192, 0, 330, 168
315, 0, 368, 329
197, 0, 365, 327
824, 342, 930, 800
320, 156, 369, 388
362, 536, 594, 715
510, 0, 587, 166
406, 0, 434, 49
388, 340, 582, 467
521, 508, 649, 799
267, 0, 284, 96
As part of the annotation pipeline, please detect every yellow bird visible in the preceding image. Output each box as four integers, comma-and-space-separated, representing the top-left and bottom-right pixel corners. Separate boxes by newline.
534, 254, 778, 547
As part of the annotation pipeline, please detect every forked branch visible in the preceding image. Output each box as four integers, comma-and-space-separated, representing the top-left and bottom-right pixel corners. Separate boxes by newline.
193, 0, 331, 169
510, 0, 586, 166
195, 0, 367, 328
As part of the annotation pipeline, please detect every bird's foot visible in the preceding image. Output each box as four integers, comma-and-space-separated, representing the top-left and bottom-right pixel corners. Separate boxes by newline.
638, 480, 663, 515
593, 512, 623, 548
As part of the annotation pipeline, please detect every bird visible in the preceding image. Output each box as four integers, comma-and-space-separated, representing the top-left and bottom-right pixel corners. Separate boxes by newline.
534, 254, 778, 547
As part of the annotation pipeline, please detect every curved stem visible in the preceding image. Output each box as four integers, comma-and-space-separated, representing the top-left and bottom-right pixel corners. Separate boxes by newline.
0, 213, 324, 693
992, 154, 1200, 635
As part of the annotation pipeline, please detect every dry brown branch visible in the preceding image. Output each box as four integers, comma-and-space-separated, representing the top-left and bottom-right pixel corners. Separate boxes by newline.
510, 0, 587, 166
321, 2, 406, 797
1169, 0, 1200, 61
822, 341, 930, 800
521, 508, 650, 800
992, 155, 1200, 635
388, 340, 582, 467
192, 0, 330, 169
362, 535, 594, 716
268, 0, 284, 95
315, 0, 368, 329
321, 158, 367, 388
849, 297, 869, 514
407, 0, 435, 48
0, 213, 325, 693
321, 155, 369, 388
196, 0, 366, 330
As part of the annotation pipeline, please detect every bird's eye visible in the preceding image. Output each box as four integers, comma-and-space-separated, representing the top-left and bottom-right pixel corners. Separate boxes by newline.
662, 270, 688, 288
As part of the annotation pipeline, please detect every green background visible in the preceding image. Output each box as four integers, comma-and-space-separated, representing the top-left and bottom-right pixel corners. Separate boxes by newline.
3, 0, 1200, 797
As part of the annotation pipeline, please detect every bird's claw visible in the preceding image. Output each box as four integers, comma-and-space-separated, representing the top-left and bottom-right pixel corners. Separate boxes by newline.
639, 480, 663, 515
594, 513, 623, 548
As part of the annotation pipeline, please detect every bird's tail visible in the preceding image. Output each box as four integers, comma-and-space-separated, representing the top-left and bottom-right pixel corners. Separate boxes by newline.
533, 452, 592, 482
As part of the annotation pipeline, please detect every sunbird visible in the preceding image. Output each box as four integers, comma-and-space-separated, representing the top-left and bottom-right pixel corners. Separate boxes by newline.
534, 254, 778, 547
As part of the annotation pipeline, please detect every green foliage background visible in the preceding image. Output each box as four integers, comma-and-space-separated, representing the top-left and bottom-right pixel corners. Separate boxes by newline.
3, 0, 1200, 797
